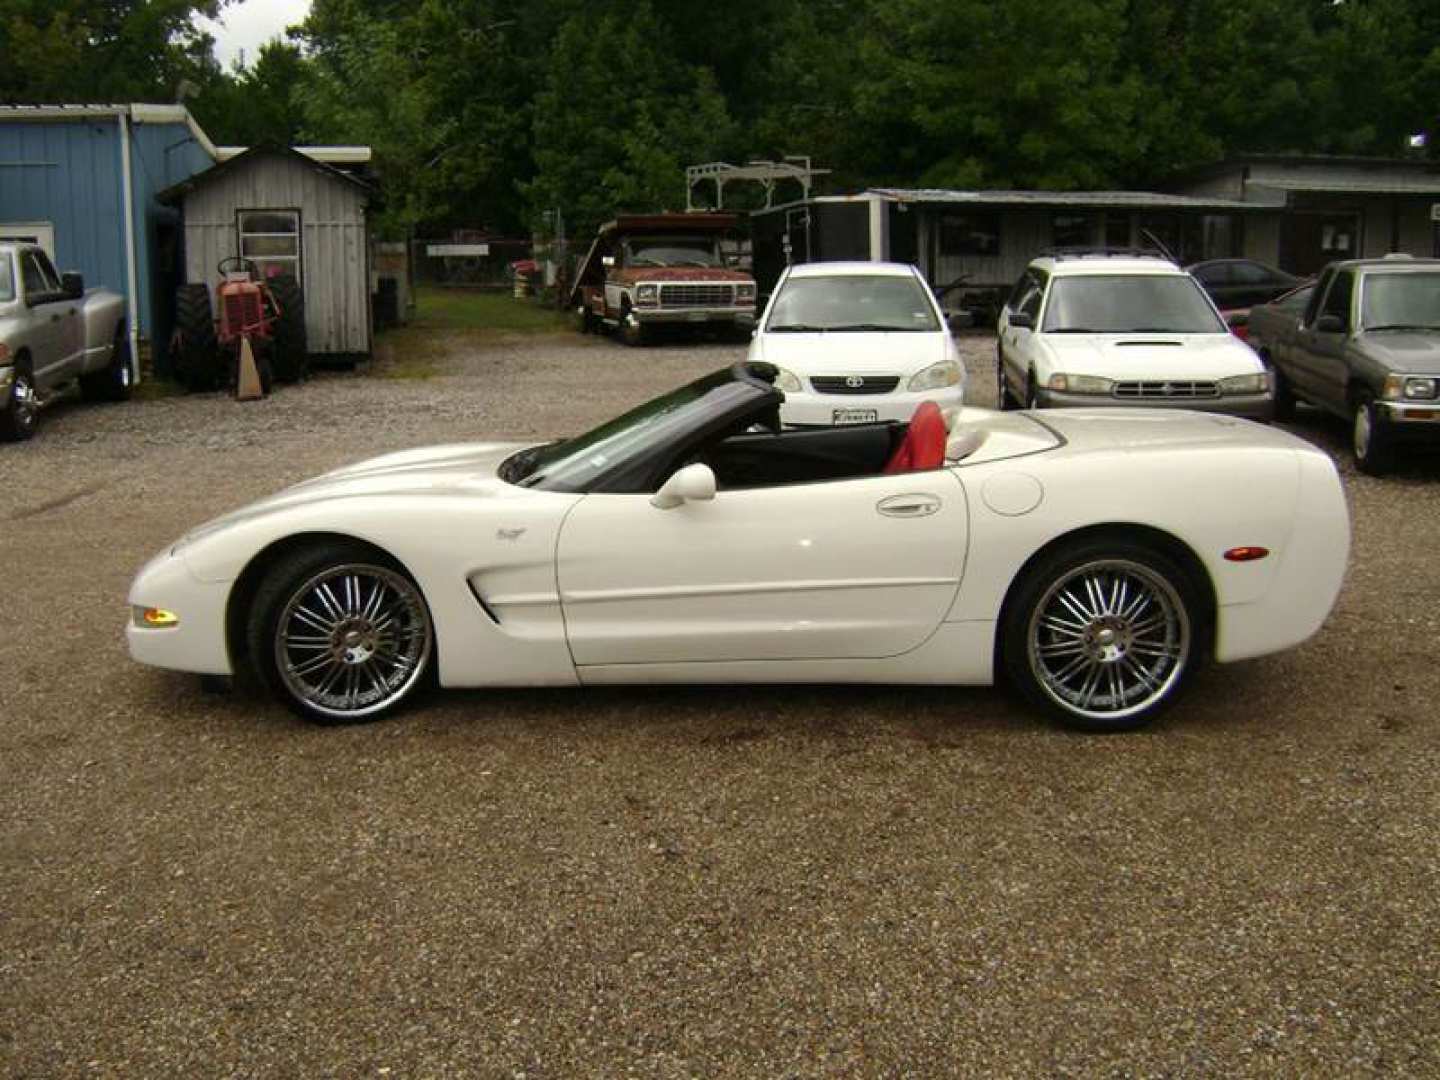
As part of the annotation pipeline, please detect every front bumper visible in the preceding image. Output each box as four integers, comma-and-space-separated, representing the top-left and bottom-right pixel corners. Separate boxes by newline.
1378, 400, 1440, 443
781, 385, 965, 426
1034, 388, 1274, 421
125, 547, 233, 675
632, 307, 755, 326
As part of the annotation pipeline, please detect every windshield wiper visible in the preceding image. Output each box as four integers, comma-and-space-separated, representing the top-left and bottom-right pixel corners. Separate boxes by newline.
1365, 324, 1440, 332
825, 323, 923, 332
767, 323, 828, 332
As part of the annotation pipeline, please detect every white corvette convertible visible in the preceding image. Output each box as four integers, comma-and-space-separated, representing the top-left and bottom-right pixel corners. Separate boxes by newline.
127, 363, 1349, 732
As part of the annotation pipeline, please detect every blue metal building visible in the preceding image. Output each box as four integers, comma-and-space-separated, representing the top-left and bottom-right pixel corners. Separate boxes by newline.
0, 104, 218, 376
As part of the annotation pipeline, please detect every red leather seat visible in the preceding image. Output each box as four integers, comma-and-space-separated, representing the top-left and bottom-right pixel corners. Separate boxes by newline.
882, 401, 947, 474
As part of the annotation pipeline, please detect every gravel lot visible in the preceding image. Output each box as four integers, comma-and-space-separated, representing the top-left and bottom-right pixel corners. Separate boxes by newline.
3, 327, 1438, 1076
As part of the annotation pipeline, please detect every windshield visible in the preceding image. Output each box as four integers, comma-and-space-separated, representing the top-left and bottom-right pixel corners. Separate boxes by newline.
503, 369, 740, 491
766, 274, 941, 332
1041, 275, 1227, 333
626, 237, 724, 268
0, 255, 12, 302
1360, 271, 1440, 330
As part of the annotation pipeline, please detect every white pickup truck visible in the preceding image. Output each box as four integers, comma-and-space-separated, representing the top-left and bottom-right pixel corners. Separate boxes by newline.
0, 242, 130, 441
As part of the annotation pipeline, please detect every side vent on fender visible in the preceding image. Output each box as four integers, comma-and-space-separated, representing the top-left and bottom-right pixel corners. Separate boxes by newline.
467, 580, 502, 625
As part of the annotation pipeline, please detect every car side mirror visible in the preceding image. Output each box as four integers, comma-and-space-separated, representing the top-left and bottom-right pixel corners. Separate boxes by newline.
61, 272, 84, 299
650, 463, 717, 510
1007, 310, 1034, 329
1315, 314, 1345, 333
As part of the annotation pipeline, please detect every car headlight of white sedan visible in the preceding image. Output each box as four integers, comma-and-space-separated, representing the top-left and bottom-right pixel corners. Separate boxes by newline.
772, 366, 803, 393
1219, 373, 1270, 395
907, 360, 962, 392
1046, 373, 1114, 394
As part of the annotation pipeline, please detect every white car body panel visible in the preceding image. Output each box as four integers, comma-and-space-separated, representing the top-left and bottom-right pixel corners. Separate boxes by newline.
748, 262, 965, 424
557, 470, 967, 665
1029, 332, 1265, 384
127, 407, 1348, 692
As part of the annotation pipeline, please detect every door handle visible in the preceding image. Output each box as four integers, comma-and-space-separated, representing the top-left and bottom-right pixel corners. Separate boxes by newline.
878, 493, 941, 518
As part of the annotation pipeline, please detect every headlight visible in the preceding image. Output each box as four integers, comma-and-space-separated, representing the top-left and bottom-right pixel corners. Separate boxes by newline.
772, 366, 802, 393
1047, 373, 1113, 394
1402, 376, 1438, 400
908, 360, 961, 392
1219, 373, 1269, 395
635, 284, 659, 307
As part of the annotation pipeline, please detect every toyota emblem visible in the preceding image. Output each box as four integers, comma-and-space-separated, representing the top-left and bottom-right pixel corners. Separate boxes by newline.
845, 375, 865, 389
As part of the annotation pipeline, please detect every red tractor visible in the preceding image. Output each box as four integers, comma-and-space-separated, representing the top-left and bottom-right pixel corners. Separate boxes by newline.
173, 257, 307, 393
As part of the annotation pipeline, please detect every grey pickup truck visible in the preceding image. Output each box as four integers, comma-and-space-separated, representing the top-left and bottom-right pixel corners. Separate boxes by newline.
0, 242, 130, 441
1248, 254, 1440, 474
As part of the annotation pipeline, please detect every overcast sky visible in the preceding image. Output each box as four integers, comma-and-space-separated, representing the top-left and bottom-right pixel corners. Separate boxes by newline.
197, 0, 312, 70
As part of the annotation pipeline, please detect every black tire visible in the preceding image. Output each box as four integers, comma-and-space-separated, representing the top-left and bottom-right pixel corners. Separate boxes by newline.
996, 347, 1015, 410
1265, 354, 1295, 422
1024, 372, 1040, 410
1000, 537, 1203, 733
1352, 392, 1395, 476
246, 542, 436, 725
574, 304, 598, 334
268, 274, 309, 382
175, 284, 220, 392
80, 329, 134, 402
620, 306, 647, 347
0, 363, 38, 441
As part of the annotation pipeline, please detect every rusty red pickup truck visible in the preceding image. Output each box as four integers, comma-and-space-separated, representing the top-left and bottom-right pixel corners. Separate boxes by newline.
569, 213, 756, 345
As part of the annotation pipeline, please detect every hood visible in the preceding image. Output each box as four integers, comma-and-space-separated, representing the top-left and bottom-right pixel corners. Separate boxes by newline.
1033, 408, 1306, 454
610, 267, 752, 284
176, 442, 528, 546
1353, 329, 1440, 374
1042, 333, 1262, 379
750, 330, 953, 376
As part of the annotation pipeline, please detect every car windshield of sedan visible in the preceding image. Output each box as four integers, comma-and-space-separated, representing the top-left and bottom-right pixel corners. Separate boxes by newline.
766, 275, 941, 332
626, 237, 725, 268
1041, 275, 1227, 333
1360, 272, 1440, 330
502, 369, 750, 491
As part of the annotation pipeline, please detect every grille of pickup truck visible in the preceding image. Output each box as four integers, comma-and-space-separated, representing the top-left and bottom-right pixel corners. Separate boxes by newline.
810, 375, 902, 395
1112, 380, 1220, 399
659, 284, 734, 308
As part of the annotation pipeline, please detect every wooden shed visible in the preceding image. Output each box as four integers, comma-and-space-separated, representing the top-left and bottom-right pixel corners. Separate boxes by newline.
158, 145, 373, 357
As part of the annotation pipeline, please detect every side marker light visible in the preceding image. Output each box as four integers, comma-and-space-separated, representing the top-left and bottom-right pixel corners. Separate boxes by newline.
1223, 547, 1270, 563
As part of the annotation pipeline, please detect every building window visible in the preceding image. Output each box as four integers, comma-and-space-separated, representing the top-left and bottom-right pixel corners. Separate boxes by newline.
1052, 213, 1096, 249
237, 210, 302, 282
938, 212, 1000, 256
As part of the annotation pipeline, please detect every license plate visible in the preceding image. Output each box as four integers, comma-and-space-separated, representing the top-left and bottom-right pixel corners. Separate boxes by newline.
833, 408, 878, 425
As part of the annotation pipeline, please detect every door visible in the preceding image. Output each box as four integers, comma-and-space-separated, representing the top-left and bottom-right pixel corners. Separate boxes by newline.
556, 470, 967, 666
1000, 269, 1046, 398
1292, 268, 1354, 414
18, 249, 79, 386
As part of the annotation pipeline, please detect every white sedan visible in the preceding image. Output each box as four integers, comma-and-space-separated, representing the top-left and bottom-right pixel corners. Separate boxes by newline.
747, 262, 964, 425
127, 363, 1349, 733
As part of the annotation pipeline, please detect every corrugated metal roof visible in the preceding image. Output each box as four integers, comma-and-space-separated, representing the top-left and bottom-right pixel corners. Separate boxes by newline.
869, 188, 1261, 211
1250, 176, 1440, 195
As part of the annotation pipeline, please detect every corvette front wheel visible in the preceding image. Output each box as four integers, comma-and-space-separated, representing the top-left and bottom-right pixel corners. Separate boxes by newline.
1002, 540, 1200, 732
247, 544, 435, 725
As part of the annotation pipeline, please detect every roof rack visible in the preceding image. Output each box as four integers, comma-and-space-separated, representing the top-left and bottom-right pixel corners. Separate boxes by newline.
1040, 246, 1172, 260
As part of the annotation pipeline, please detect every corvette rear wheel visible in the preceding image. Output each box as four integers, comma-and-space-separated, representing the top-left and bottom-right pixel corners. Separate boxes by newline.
1002, 540, 1198, 732
248, 544, 434, 724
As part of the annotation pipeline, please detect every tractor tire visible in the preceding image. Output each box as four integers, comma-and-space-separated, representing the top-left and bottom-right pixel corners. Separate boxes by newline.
268, 274, 309, 383
175, 284, 220, 392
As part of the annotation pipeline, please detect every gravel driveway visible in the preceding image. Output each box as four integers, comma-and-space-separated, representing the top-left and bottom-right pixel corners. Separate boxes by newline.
2, 328, 1438, 1076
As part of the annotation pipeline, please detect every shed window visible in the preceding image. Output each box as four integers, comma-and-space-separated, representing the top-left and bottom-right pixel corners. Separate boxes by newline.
238, 210, 301, 283
938, 212, 1000, 256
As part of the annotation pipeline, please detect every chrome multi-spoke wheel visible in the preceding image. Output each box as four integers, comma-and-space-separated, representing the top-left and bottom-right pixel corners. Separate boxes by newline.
1003, 542, 1201, 731
250, 547, 434, 724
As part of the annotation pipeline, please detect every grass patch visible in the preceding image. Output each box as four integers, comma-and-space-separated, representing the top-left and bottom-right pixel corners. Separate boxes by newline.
413, 286, 570, 334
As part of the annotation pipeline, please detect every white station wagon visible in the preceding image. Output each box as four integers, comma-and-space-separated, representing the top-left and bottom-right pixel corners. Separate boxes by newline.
747, 262, 965, 426
996, 253, 1273, 420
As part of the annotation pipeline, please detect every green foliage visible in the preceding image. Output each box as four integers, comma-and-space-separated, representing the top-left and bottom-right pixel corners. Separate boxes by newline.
3, 0, 1439, 238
